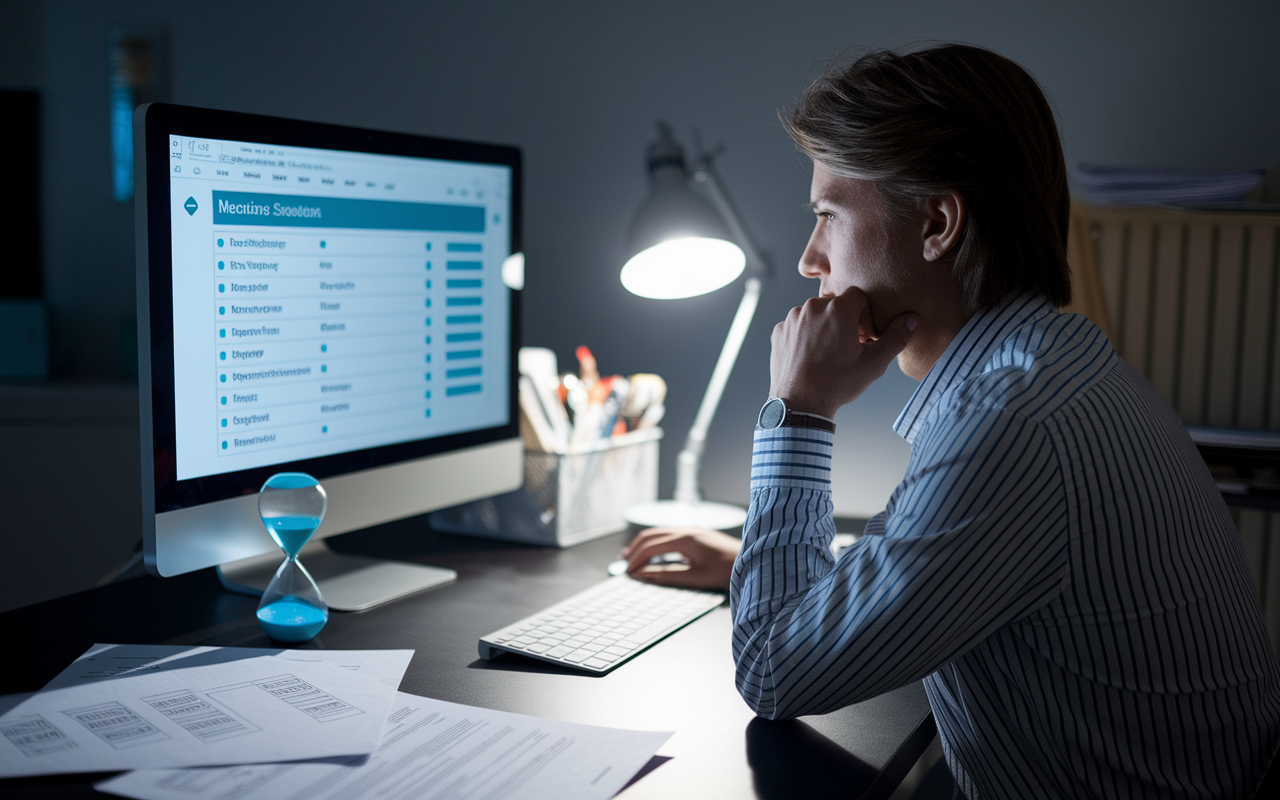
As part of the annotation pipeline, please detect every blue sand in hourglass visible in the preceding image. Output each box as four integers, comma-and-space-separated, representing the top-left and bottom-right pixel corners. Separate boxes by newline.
256, 473, 329, 643
257, 596, 328, 641
265, 516, 322, 558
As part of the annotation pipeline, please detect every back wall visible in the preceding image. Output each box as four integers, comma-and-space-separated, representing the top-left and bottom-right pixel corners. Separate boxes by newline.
6, 0, 1279, 537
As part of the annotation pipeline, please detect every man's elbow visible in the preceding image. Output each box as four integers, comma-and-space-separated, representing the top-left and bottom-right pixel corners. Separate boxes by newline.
733, 652, 803, 720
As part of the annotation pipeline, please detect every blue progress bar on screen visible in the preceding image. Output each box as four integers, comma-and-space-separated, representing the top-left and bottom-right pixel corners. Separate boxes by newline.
447, 243, 482, 252
447, 279, 482, 288
447, 366, 482, 378
447, 297, 482, 306
447, 384, 482, 396
447, 261, 482, 270
447, 349, 482, 360
447, 315, 481, 324
446, 332, 481, 342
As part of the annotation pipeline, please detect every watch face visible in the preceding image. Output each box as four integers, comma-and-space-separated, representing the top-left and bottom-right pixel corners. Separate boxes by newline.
758, 398, 786, 429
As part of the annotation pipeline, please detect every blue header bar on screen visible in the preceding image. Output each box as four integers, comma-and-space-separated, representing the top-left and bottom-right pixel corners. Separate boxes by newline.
211, 191, 485, 232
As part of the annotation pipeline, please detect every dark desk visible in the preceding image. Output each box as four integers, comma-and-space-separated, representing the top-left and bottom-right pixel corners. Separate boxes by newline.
0, 518, 935, 799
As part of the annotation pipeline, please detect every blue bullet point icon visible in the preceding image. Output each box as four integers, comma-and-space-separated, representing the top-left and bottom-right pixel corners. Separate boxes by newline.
425, 354, 431, 363
221, 419, 227, 427
219, 352, 226, 360
219, 329, 225, 337
321, 365, 327, 372
222, 441, 228, 449
220, 374, 226, 382
425, 408, 431, 418
217, 238, 224, 247
218, 261, 225, 270
322, 425, 328, 433
320, 240, 326, 248
218, 284, 225, 292
320, 344, 327, 352
425, 390, 431, 399
184, 197, 198, 215
221, 397, 227, 405
219, 307, 225, 314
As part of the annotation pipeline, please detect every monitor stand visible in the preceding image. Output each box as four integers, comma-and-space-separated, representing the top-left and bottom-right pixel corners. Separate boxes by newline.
217, 540, 456, 611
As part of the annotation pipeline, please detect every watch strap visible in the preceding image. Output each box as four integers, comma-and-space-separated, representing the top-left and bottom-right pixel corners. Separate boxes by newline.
782, 409, 836, 433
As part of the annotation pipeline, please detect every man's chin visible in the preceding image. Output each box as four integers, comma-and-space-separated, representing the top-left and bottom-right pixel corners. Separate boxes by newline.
896, 351, 925, 381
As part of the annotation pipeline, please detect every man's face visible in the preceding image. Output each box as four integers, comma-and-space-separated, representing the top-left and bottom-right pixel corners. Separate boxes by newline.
798, 162, 919, 335
798, 162, 963, 379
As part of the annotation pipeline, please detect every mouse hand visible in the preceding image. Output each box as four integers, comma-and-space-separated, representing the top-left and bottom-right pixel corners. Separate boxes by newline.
620, 527, 741, 591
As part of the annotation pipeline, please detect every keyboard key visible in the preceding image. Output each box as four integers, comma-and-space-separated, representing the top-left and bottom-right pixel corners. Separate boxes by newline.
596, 652, 620, 663
546, 645, 573, 658
526, 643, 550, 654
583, 658, 610, 669
603, 645, 631, 657
564, 649, 593, 663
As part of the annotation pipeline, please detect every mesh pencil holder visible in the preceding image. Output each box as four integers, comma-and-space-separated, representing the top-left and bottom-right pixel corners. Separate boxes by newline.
428, 428, 661, 547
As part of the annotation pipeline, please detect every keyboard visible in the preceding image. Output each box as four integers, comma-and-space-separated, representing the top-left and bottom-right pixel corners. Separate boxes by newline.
478, 575, 725, 673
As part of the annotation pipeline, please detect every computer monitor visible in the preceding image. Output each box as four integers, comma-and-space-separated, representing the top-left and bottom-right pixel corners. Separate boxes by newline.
134, 103, 523, 609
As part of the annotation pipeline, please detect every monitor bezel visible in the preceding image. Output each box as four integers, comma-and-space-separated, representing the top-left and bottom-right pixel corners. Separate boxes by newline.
137, 102, 522, 515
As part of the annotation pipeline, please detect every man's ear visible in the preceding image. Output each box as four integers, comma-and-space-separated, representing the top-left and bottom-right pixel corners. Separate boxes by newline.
921, 191, 965, 263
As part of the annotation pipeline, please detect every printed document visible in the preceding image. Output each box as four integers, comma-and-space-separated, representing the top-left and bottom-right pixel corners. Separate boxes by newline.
98, 691, 672, 800
43, 643, 414, 691
0, 655, 396, 777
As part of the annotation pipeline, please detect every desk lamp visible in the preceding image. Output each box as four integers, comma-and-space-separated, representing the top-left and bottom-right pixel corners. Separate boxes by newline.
622, 122, 767, 531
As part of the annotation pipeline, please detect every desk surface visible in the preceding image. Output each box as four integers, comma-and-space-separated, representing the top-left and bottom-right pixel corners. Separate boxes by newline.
0, 517, 934, 799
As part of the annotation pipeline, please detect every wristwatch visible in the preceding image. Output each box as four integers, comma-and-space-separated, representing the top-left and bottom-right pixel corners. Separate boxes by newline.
756, 397, 836, 433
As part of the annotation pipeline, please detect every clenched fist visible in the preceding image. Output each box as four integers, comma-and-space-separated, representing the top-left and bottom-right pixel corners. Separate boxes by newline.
769, 286, 917, 418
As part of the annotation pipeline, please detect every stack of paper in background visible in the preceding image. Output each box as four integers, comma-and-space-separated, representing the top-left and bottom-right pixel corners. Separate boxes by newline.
1074, 163, 1266, 206
0, 643, 671, 800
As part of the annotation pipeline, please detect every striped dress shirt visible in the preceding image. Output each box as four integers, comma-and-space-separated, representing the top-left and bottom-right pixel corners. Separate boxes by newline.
732, 295, 1280, 799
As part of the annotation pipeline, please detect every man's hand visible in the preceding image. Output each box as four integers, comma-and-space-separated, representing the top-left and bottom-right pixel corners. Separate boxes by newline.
621, 527, 741, 591
769, 286, 917, 418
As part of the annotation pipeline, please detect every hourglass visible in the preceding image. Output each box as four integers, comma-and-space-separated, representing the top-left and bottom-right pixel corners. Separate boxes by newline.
255, 472, 329, 642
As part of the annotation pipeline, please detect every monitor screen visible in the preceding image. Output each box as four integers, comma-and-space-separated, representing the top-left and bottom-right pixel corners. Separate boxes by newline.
136, 103, 523, 578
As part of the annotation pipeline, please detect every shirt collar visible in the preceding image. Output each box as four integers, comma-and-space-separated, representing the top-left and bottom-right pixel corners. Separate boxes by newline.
893, 294, 1057, 444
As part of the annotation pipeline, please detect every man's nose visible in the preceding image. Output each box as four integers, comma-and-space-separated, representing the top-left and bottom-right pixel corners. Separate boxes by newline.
798, 235, 826, 279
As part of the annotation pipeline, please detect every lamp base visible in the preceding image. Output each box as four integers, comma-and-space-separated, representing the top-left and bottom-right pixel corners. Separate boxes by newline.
623, 499, 748, 532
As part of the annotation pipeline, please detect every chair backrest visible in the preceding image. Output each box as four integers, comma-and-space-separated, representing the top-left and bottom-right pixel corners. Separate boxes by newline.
1066, 201, 1280, 428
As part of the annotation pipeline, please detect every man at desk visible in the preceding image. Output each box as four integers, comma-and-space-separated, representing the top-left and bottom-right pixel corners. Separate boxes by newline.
624, 44, 1280, 798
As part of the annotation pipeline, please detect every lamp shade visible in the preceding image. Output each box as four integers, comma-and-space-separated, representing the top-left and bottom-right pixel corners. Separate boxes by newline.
622, 125, 745, 300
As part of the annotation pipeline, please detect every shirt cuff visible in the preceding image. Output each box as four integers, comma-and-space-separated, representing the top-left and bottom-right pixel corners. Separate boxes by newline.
750, 426, 834, 491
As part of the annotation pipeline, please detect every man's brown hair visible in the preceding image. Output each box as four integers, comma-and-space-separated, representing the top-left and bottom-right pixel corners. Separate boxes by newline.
783, 44, 1071, 313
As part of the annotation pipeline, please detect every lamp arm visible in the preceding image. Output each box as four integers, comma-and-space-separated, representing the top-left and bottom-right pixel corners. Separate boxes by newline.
674, 275, 762, 503
692, 156, 769, 280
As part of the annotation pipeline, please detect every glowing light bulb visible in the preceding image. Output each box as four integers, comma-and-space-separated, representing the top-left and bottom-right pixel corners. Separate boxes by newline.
620, 237, 745, 299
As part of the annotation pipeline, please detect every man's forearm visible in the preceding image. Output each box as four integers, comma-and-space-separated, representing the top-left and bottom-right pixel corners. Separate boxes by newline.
730, 427, 838, 718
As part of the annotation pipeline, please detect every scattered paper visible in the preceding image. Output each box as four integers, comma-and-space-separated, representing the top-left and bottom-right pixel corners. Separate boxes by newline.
44, 643, 414, 691
98, 691, 672, 800
0, 655, 396, 777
